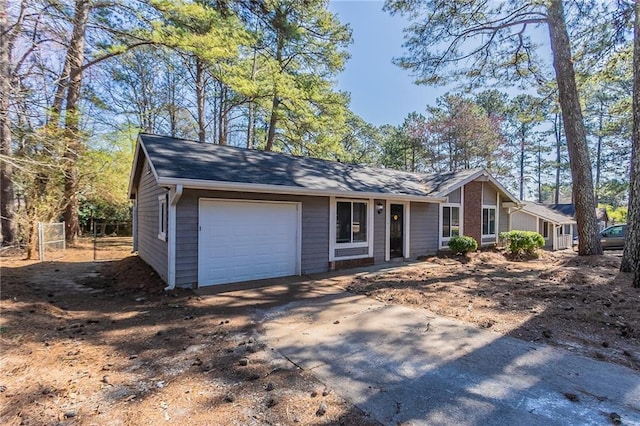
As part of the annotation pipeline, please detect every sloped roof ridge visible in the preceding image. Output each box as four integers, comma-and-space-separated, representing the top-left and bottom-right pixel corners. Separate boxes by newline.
138, 132, 475, 182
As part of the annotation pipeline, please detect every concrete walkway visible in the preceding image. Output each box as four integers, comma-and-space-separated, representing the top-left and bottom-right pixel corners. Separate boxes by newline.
257, 287, 640, 425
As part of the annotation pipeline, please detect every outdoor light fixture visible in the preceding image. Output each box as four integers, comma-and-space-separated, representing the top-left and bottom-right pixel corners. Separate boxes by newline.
376, 202, 384, 215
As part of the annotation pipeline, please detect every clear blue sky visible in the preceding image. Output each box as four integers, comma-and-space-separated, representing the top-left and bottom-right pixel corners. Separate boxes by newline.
328, 1, 450, 126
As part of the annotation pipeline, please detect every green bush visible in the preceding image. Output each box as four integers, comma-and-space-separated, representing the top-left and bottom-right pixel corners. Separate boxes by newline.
448, 235, 478, 255
499, 230, 545, 256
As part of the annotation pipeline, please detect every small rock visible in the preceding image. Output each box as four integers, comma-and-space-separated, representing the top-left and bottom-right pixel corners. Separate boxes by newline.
564, 392, 579, 402
310, 390, 318, 398
238, 358, 249, 366
333, 320, 340, 325
0, 385, 6, 393
265, 397, 277, 408
609, 412, 622, 424
316, 402, 327, 416
224, 393, 235, 403
134, 297, 145, 302
248, 337, 255, 344
156, 381, 165, 389
322, 388, 330, 396
129, 354, 138, 360
248, 373, 261, 381
542, 329, 552, 339
480, 321, 494, 329
602, 341, 610, 348
101, 375, 110, 384
64, 410, 77, 418
265, 382, 275, 391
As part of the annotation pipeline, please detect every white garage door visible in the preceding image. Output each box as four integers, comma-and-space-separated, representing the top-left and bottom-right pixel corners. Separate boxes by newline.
198, 199, 300, 286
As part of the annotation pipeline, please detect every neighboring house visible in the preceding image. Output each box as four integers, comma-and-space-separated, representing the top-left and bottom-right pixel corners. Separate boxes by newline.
128, 134, 521, 289
508, 203, 576, 250
548, 204, 610, 235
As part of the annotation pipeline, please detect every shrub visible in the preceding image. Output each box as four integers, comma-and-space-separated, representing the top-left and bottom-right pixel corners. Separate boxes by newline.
448, 235, 478, 255
499, 230, 545, 256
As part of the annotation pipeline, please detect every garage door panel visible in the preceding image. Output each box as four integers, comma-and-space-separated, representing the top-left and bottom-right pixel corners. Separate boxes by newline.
198, 200, 299, 286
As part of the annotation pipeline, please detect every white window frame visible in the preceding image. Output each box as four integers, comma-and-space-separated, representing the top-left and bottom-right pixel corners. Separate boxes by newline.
329, 197, 374, 261
482, 205, 497, 237
158, 194, 167, 241
440, 203, 462, 247
334, 199, 370, 248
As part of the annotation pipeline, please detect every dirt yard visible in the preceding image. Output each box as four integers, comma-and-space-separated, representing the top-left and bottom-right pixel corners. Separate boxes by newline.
1, 240, 639, 425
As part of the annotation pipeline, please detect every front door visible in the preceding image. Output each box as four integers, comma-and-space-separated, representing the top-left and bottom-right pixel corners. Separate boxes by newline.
390, 204, 403, 258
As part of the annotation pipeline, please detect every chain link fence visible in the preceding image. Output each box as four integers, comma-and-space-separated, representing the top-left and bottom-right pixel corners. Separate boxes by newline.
38, 222, 65, 261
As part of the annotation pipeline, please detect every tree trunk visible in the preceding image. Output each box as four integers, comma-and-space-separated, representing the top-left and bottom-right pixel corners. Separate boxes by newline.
218, 85, 227, 145
196, 58, 205, 143
247, 39, 258, 149
62, 0, 91, 243
547, 0, 601, 255
266, 8, 285, 152
519, 126, 525, 200
0, 0, 15, 244
265, 90, 280, 151
554, 113, 562, 204
537, 140, 543, 202
621, 0, 640, 288
595, 99, 604, 204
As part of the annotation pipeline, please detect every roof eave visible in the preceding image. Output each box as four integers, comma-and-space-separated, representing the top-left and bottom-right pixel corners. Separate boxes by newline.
128, 136, 161, 199
156, 177, 448, 203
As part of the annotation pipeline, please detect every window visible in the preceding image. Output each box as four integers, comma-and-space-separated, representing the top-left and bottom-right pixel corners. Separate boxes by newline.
336, 201, 367, 244
482, 207, 496, 236
158, 195, 167, 241
542, 221, 550, 238
442, 206, 460, 239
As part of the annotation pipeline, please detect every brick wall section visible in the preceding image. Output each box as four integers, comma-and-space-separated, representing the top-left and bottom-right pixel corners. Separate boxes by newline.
464, 181, 483, 244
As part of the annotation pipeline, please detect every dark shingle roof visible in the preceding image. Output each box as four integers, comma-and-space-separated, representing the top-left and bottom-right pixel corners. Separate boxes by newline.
132, 134, 513, 200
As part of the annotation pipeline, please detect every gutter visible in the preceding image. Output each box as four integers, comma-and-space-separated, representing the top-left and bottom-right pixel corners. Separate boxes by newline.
156, 177, 448, 203
164, 184, 183, 291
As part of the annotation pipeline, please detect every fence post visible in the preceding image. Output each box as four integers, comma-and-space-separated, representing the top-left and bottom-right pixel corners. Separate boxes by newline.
62, 221, 66, 251
38, 222, 44, 261
93, 222, 97, 261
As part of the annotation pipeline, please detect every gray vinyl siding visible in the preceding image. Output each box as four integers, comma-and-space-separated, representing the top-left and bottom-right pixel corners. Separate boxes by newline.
447, 188, 461, 203
374, 199, 386, 262
335, 246, 369, 258
135, 159, 168, 282
410, 202, 439, 257
499, 206, 509, 234
482, 236, 496, 245
512, 211, 538, 232
482, 183, 498, 205
174, 190, 330, 286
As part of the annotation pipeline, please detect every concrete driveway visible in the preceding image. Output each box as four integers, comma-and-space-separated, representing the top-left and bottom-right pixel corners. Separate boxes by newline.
257, 284, 640, 425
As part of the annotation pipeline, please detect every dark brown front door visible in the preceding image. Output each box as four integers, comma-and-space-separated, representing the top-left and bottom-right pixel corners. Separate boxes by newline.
390, 204, 403, 258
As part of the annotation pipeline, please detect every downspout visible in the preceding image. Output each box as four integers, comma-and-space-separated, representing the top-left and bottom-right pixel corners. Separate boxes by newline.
165, 184, 183, 291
